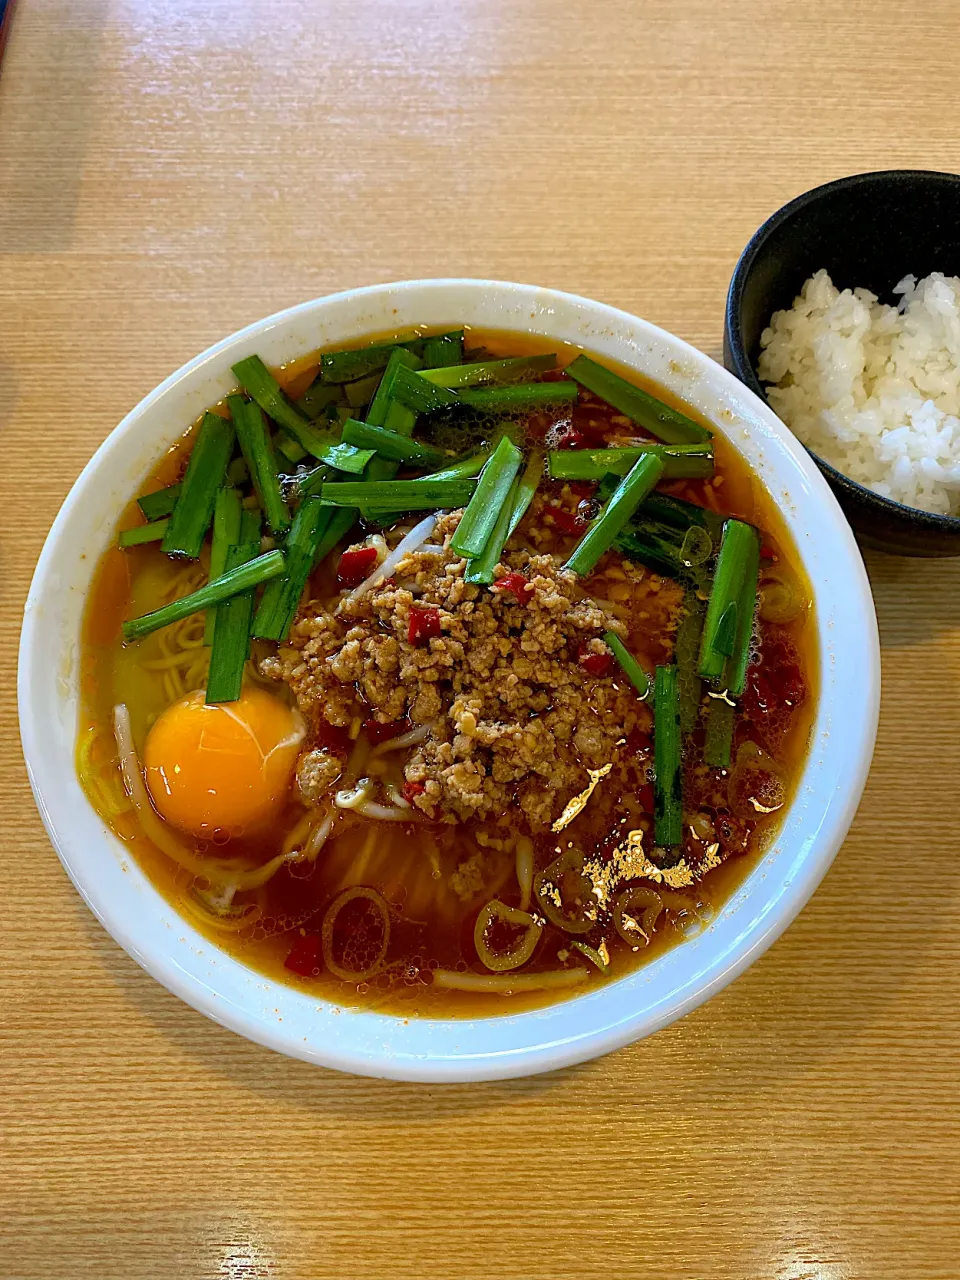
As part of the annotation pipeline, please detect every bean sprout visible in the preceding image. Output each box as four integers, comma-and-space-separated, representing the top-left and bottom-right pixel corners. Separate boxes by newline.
344, 514, 438, 604
304, 814, 333, 860
383, 783, 410, 809
335, 778, 374, 810
369, 723, 432, 755
355, 800, 409, 821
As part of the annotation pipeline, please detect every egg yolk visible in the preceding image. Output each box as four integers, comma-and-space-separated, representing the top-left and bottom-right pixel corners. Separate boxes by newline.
143, 687, 305, 838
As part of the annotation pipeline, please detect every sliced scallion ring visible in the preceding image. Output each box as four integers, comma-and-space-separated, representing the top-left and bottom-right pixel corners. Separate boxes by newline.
474, 900, 543, 972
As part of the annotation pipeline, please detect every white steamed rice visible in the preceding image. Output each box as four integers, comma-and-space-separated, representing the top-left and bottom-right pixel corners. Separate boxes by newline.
758, 269, 960, 516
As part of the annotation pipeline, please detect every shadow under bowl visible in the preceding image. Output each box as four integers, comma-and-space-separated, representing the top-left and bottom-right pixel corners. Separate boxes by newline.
724, 168, 960, 557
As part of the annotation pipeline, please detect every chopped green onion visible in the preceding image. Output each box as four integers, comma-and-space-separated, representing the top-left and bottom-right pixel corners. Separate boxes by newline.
321, 478, 476, 513
228, 396, 290, 535
226, 456, 249, 486
320, 338, 422, 384
676, 592, 706, 736
423, 449, 491, 482
420, 354, 557, 388
231, 355, 320, 453
313, 507, 356, 567
365, 348, 422, 428
422, 330, 464, 368
122, 550, 285, 642
615, 524, 692, 582
653, 665, 682, 846
458, 382, 577, 412
569, 939, 611, 974
703, 696, 736, 769
449, 436, 523, 558
698, 519, 760, 690
549, 445, 714, 482
726, 527, 761, 698
464, 450, 542, 584
639, 491, 724, 542
565, 354, 712, 445
295, 378, 340, 419
275, 436, 307, 466
371, 449, 492, 531
344, 372, 383, 408
206, 512, 262, 704
680, 526, 713, 566
295, 464, 334, 501
341, 418, 446, 468
463, 478, 517, 586
161, 412, 234, 559
137, 484, 181, 521
564, 454, 664, 577
253, 498, 332, 642
318, 440, 377, 474
118, 519, 169, 549
388, 364, 460, 414
602, 631, 651, 699
361, 349, 424, 509
204, 486, 243, 644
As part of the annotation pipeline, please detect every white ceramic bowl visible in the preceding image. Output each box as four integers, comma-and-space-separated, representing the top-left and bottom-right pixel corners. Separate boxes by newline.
19, 280, 880, 1082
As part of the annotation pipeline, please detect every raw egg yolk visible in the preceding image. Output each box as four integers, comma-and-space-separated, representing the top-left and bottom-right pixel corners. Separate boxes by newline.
143, 687, 305, 838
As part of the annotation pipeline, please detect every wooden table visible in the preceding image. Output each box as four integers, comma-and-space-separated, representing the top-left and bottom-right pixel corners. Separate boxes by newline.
2, 2, 959, 1276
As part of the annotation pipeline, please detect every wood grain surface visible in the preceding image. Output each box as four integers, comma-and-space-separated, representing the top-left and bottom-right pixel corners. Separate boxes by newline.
2, 2, 959, 1277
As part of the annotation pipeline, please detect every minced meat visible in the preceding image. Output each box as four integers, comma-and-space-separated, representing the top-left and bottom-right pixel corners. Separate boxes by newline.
264, 510, 681, 830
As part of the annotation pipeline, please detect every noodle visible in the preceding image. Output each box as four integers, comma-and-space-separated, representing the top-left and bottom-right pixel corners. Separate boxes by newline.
77, 725, 132, 820
431, 968, 589, 993
355, 801, 409, 821
515, 836, 534, 911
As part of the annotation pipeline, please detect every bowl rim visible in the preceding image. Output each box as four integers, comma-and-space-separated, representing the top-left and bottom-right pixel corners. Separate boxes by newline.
724, 167, 960, 533
19, 277, 881, 1081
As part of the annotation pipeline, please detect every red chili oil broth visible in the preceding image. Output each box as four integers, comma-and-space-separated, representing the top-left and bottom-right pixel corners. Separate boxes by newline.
76, 329, 818, 1018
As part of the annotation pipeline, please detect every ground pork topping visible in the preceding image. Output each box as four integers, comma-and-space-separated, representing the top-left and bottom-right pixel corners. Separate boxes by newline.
264, 512, 680, 828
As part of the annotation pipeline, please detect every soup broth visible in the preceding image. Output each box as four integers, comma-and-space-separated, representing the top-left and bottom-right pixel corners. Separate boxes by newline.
78, 329, 816, 1016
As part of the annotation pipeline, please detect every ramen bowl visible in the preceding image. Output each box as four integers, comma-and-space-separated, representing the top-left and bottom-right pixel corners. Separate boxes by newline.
19, 279, 880, 1081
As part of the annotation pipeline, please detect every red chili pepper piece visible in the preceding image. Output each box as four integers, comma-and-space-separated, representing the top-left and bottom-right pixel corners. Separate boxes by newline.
548, 505, 590, 535
553, 424, 585, 449
336, 546, 378, 588
577, 416, 619, 442
625, 727, 652, 756
577, 642, 613, 677
284, 933, 321, 977
408, 605, 442, 646
364, 718, 408, 746
316, 720, 352, 755
491, 571, 534, 603
402, 780, 426, 802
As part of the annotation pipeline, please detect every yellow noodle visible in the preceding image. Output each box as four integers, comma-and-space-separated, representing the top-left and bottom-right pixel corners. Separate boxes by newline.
431, 967, 589, 993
